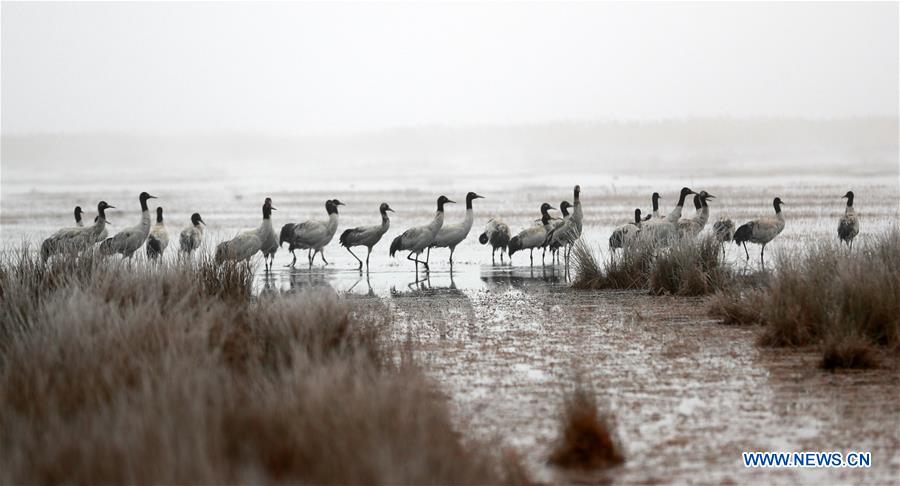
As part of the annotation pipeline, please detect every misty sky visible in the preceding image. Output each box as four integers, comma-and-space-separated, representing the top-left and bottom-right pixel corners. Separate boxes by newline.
2, 2, 897, 135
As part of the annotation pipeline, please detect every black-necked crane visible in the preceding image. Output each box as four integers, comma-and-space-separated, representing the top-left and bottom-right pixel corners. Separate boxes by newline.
99, 192, 157, 258
642, 187, 696, 245
712, 217, 735, 259
838, 191, 859, 250
41, 201, 114, 261
390, 195, 453, 272
544, 201, 571, 264
733, 197, 785, 266
339, 202, 393, 270
73, 206, 84, 227
216, 197, 277, 265
179, 213, 205, 254
281, 199, 343, 267
508, 203, 556, 266
678, 191, 715, 237
609, 209, 644, 251
146, 207, 169, 260
428, 191, 484, 264
648, 192, 661, 219
479, 218, 511, 264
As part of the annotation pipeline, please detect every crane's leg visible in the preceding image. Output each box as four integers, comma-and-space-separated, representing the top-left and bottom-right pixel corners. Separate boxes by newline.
320, 250, 329, 265
760, 244, 766, 268
286, 250, 297, 267
449, 246, 455, 264
529, 249, 534, 266
346, 247, 363, 269
426, 247, 431, 265
365, 247, 372, 270
492, 247, 496, 265
742, 242, 750, 261
849, 239, 853, 252
500, 249, 505, 264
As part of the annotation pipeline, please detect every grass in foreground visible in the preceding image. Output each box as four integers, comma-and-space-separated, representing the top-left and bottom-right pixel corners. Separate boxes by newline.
0, 250, 527, 484
548, 385, 624, 470
709, 229, 900, 370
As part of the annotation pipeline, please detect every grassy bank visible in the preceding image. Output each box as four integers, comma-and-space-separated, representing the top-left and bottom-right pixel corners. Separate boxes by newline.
709, 229, 900, 369
571, 236, 733, 296
0, 251, 526, 484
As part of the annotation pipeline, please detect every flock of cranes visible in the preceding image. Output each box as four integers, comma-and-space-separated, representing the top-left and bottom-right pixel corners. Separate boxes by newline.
39, 186, 861, 271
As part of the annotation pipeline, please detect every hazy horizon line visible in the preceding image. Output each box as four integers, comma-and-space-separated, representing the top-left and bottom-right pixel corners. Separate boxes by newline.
2, 115, 897, 139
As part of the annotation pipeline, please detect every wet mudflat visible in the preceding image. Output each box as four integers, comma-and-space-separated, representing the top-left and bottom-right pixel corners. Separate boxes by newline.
351, 270, 900, 483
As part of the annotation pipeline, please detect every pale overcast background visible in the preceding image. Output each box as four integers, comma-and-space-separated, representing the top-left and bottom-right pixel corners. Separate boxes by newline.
2, 2, 897, 135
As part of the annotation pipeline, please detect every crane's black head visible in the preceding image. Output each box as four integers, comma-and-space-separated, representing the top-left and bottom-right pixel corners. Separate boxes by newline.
698, 191, 715, 207
773, 197, 784, 212
326, 199, 344, 215
573, 185, 581, 200
191, 213, 204, 226
263, 197, 276, 219
677, 187, 696, 206
437, 195, 454, 212
651, 192, 661, 211
540, 202, 556, 216
842, 191, 855, 206
692, 194, 702, 210
74, 206, 83, 223
465, 192, 484, 209
139, 192, 157, 211
560, 201, 572, 217
97, 201, 114, 218
379, 202, 394, 214
155, 207, 164, 223
634, 208, 642, 224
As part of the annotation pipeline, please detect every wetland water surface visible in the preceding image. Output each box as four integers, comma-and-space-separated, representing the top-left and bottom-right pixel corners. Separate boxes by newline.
2, 176, 899, 483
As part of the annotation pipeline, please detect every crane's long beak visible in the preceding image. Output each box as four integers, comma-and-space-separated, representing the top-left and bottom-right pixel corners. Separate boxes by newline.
446, 200, 456, 204
475, 194, 485, 199
386, 207, 395, 212
707, 194, 716, 199
107, 205, 116, 209
270, 206, 277, 210
841, 195, 848, 198
148, 195, 157, 199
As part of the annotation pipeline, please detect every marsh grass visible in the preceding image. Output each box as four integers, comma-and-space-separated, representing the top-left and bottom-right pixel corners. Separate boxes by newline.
0, 249, 526, 484
572, 236, 734, 295
710, 229, 900, 369
548, 385, 624, 470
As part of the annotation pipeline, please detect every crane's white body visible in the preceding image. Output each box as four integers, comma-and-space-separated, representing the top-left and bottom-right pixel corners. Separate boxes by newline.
289, 213, 339, 253
180, 224, 204, 253
102, 208, 151, 258
146, 218, 169, 259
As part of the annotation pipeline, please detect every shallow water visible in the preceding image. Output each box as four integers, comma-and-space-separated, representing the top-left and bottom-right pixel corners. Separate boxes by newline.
2, 175, 899, 482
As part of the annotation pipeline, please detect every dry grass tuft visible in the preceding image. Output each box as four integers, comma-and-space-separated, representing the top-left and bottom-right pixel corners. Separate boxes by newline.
648, 236, 733, 296
571, 240, 653, 290
548, 386, 624, 470
710, 228, 900, 369
0, 249, 526, 484
572, 236, 733, 295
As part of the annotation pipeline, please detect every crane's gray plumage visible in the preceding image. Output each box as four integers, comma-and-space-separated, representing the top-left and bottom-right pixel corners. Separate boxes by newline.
678, 191, 715, 237
479, 218, 510, 264
281, 199, 343, 267
99, 192, 156, 258
546, 201, 581, 265
508, 203, 556, 266
428, 192, 483, 264
390, 195, 453, 271
733, 197, 785, 266
340, 202, 393, 270
41, 201, 114, 261
838, 191, 859, 250
609, 209, 644, 251
146, 207, 169, 260
216, 198, 277, 266
642, 187, 696, 245
712, 217, 735, 259
544, 201, 571, 264
179, 213, 205, 254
